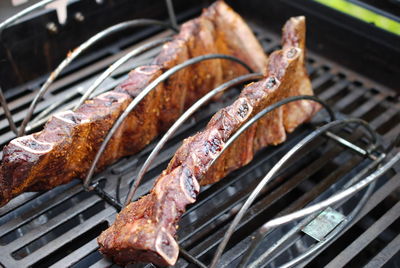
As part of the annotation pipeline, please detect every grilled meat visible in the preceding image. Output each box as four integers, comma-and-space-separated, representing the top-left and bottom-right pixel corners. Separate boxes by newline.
0, 1, 268, 207
98, 16, 320, 266
281, 16, 317, 132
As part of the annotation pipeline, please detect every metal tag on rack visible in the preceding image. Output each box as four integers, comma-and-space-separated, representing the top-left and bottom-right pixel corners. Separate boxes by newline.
302, 207, 345, 241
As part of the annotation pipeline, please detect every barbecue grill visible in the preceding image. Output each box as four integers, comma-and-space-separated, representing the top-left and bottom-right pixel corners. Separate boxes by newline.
0, 0, 399, 267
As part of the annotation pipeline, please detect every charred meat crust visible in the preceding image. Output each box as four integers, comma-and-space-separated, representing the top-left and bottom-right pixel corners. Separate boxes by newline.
98, 16, 320, 266
0, 1, 268, 207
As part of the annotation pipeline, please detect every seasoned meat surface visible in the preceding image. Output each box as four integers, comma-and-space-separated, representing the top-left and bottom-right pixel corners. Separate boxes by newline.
0, 1, 267, 207
98, 16, 320, 266
281, 16, 319, 132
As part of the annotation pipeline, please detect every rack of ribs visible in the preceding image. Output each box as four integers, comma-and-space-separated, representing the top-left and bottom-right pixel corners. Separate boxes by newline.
0, 1, 268, 207
98, 16, 320, 266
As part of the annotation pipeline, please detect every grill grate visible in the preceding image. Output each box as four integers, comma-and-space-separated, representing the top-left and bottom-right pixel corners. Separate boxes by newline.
0, 17, 399, 268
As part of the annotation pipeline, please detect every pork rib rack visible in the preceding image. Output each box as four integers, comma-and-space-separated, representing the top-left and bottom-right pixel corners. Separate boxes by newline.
98, 16, 320, 266
0, 1, 268, 207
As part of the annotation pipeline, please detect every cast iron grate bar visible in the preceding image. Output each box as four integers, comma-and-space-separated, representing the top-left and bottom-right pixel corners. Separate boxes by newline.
300, 172, 400, 268
325, 200, 400, 268
217, 172, 400, 268
364, 233, 400, 268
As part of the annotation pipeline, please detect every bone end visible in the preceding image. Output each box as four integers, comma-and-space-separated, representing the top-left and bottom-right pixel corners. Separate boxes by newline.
155, 227, 180, 266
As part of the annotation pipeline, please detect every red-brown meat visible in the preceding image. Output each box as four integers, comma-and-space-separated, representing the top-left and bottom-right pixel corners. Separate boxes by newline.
0, 1, 268, 207
98, 16, 320, 266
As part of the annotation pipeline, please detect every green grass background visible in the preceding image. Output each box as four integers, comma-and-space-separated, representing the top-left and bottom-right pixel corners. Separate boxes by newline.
314, 0, 400, 35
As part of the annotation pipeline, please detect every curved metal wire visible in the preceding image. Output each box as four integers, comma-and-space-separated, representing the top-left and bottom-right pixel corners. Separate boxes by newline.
82, 54, 254, 190
246, 182, 376, 268
0, 87, 18, 135
0, 0, 61, 135
74, 37, 173, 110
18, 19, 175, 136
0, 0, 57, 136
209, 117, 379, 268
0, 0, 51, 135
32, 90, 79, 124
248, 152, 399, 268
124, 72, 264, 206
276, 183, 376, 268
30, 66, 132, 128
0, 0, 56, 33
243, 151, 386, 268
29, 37, 170, 127
209, 95, 336, 170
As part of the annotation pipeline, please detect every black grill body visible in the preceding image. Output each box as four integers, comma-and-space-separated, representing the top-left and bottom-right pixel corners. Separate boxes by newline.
0, 1, 399, 267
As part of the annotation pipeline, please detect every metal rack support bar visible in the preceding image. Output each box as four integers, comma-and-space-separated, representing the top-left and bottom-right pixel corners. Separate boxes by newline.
124, 72, 263, 206
243, 150, 386, 268
74, 36, 173, 110
209, 117, 379, 268
18, 20, 175, 136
